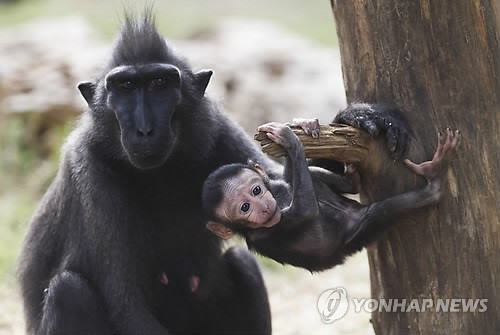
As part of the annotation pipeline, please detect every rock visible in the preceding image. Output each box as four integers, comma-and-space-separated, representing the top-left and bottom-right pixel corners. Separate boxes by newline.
0, 16, 108, 116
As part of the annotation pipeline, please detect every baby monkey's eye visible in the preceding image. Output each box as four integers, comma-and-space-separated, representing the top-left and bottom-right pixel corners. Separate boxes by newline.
241, 203, 250, 213
252, 186, 261, 196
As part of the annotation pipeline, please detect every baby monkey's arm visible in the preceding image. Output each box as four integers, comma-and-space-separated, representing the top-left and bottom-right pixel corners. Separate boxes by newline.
257, 122, 319, 221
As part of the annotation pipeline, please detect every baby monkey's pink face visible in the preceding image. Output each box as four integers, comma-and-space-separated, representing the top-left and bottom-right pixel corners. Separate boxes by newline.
215, 169, 281, 228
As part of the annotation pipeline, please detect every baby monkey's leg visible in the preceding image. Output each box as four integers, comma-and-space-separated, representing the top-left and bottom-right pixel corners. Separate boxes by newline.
345, 128, 460, 246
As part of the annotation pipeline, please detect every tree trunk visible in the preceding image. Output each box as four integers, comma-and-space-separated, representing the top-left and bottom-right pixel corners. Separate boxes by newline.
330, 0, 500, 333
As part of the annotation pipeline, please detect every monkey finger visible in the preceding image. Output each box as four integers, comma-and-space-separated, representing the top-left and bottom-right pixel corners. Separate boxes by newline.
292, 118, 321, 138
442, 127, 456, 153
440, 127, 454, 160
257, 124, 278, 133
403, 159, 424, 176
266, 132, 285, 147
265, 132, 278, 142
434, 131, 445, 159
451, 129, 461, 149
359, 119, 379, 136
442, 129, 460, 159
303, 129, 313, 137
403, 158, 415, 168
257, 123, 272, 132
386, 127, 399, 159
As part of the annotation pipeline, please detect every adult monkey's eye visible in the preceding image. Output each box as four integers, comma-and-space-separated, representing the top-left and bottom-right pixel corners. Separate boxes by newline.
150, 78, 167, 88
117, 81, 135, 90
252, 186, 261, 196
241, 203, 250, 213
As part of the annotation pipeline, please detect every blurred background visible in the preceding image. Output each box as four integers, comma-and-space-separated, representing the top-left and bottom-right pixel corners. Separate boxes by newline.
0, 0, 371, 333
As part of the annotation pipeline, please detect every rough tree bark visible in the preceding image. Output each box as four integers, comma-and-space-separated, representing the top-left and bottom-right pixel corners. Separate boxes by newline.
331, 0, 500, 334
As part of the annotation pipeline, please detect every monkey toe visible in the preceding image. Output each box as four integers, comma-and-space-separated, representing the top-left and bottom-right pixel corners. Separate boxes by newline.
291, 118, 320, 138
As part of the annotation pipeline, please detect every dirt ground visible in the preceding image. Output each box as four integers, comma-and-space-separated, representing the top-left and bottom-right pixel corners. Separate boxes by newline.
264, 250, 373, 334
0, 250, 372, 335
0, 284, 24, 335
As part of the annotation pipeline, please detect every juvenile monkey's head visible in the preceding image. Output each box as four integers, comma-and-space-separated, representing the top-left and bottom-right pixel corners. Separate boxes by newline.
202, 161, 281, 239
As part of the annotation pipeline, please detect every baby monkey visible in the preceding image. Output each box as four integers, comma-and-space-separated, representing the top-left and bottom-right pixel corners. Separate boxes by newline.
202, 121, 460, 271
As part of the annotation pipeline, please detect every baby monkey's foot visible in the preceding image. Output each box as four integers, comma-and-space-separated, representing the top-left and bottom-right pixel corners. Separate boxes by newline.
288, 118, 321, 138
404, 128, 461, 180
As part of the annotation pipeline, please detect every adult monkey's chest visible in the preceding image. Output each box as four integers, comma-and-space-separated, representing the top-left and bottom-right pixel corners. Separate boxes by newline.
142, 182, 217, 274
130, 163, 218, 279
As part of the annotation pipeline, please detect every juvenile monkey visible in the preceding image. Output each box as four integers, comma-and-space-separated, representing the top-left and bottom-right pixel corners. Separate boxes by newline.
202, 121, 460, 271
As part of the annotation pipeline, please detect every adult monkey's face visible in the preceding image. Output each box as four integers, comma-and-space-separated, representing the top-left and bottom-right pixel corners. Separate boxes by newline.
104, 63, 182, 169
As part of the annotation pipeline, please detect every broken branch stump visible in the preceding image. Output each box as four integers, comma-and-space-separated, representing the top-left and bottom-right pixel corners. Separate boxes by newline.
254, 123, 371, 163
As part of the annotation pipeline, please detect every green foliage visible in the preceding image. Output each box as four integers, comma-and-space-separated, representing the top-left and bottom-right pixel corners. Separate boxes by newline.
0, 0, 338, 46
0, 117, 37, 178
0, 192, 34, 284
0, 116, 71, 283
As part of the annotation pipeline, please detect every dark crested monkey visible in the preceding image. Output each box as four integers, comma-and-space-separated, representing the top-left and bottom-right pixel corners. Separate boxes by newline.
18, 12, 275, 335
202, 121, 460, 271
17, 10, 414, 334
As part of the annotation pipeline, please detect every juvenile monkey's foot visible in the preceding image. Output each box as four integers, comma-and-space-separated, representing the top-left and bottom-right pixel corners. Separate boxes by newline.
288, 118, 321, 138
334, 104, 411, 161
257, 122, 298, 149
404, 128, 460, 180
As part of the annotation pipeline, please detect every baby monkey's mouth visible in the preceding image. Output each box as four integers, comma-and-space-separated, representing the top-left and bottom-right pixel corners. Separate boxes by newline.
263, 206, 281, 227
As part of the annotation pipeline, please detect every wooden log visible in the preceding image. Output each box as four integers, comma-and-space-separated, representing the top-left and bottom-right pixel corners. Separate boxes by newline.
253, 123, 371, 163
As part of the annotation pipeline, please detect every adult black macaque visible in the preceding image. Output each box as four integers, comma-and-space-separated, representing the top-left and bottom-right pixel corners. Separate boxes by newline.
202, 122, 460, 271
18, 13, 273, 335
17, 11, 411, 335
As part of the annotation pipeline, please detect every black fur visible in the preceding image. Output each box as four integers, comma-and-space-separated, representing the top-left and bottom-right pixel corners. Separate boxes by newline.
18, 11, 274, 334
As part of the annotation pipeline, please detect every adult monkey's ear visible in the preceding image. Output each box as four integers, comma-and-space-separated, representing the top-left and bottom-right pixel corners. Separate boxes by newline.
193, 69, 213, 97
206, 222, 234, 240
78, 81, 96, 105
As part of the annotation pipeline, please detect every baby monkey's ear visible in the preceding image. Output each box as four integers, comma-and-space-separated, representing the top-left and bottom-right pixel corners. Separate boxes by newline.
206, 222, 234, 240
247, 159, 269, 180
